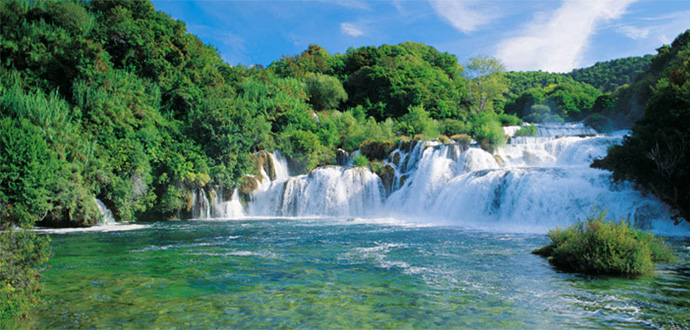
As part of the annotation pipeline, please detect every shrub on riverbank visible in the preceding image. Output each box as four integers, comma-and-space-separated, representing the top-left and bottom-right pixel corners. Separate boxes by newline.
0, 229, 51, 326
533, 211, 675, 275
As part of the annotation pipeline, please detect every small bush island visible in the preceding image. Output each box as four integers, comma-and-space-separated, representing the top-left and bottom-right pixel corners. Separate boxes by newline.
533, 211, 675, 275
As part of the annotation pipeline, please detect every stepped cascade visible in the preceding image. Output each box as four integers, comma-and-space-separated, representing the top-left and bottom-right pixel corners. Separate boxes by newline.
191, 123, 678, 232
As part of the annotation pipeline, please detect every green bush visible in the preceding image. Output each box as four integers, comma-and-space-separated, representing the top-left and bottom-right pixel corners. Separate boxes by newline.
351, 154, 370, 167
440, 118, 470, 136
533, 211, 675, 275
498, 113, 523, 126
395, 104, 440, 137
470, 112, 506, 151
305, 73, 348, 110
1, 229, 52, 326
513, 124, 538, 137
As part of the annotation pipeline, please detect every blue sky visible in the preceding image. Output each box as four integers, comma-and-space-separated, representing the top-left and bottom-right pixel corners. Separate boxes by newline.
151, 0, 690, 72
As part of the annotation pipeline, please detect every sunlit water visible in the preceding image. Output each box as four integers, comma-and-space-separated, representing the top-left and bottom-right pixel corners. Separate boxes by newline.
33, 219, 690, 329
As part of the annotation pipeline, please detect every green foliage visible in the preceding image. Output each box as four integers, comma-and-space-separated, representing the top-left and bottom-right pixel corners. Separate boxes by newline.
470, 112, 506, 151
497, 113, 522, 126
351, 154, 370, 167
440, 118, 470, 136
305, 73, 347, 110
593, 30, 690, 223
533, 211, 675, 275
513, 124, 537, 137
568, 55, 653, 92
524, 104, 564, 123
395, 104, 440, 137
464, 56, 508, 114
1, 229, 51, 326
0, 117, 57, 227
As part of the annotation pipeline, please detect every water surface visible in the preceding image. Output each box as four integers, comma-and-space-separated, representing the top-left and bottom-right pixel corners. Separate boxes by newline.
33, 219, 690, 329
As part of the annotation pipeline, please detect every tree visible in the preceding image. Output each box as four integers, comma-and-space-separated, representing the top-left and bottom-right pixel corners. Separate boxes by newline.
305, 73, 347, 110
464, 56, 508, 114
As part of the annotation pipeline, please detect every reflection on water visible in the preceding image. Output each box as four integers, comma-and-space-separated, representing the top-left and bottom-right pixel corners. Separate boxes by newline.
32, 219, 690, 329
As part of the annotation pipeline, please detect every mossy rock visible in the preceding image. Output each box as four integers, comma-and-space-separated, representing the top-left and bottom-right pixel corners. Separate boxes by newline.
437, 135, 452, 144
392, 152, 401, 167
451, 134, 472, 146
360, 139, 397, 161
376, 164, 396, 196
239, 176, 260, 201
399, 174, 409, 188
255, 151, 276, 181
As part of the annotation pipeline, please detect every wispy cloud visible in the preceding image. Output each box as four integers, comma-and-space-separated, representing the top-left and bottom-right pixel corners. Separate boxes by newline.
617, 10, 690, 44
496, 0, 637, 72
341, 22, 365, 37
428, 0, 499, 34
617, 25, 649, 40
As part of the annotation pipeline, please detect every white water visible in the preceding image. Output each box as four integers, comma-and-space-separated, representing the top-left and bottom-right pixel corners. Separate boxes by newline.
191, 124, 686, 234
212, 188, 245, 219
94, 198, 115, 225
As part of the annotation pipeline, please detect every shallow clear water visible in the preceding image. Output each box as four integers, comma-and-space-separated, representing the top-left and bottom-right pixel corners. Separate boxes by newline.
32, 219, 690, 329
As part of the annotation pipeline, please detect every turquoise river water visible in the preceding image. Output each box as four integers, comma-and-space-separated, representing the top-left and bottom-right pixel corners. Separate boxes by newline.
32, 219, 690, 329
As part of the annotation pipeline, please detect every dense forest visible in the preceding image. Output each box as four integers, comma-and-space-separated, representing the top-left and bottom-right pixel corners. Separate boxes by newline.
1, 0, 688, 324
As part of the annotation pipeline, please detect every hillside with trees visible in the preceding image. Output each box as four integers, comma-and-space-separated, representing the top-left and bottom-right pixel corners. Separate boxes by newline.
568, 55, 653, 92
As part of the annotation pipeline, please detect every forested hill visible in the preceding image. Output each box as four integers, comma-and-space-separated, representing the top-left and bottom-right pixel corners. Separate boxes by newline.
0, 0, 686, 230
568, 55, 654, 92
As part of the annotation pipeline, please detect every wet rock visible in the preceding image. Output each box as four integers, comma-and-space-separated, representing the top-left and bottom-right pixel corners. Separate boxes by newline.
239, 176, 259, 202
376, 164, 396, 196
392, 152, 401, 167
335, 148, 349, 166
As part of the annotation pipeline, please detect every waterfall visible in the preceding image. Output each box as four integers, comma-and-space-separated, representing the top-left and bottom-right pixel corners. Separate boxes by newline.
200, 125, 684, 233
94, 198, 115, 225
192, 188, 211, 219
212, 188, 245, 219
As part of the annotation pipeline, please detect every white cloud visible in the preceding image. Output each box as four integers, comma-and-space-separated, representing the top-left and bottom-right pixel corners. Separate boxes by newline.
496, 0, 638, 72
428, 0, 498, 34
617, 25, 650, 40
341, 22, 365, 37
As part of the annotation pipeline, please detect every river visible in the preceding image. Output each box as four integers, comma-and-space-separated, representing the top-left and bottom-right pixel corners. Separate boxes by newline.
33, 219, 689, 329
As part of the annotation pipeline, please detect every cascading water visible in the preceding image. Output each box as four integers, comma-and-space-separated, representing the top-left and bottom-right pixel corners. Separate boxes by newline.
212, 188, 245, 219
191, 188, 211, 219
197, 124, 684, 233
94, 198, 115, 225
